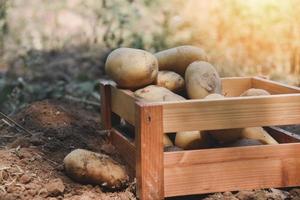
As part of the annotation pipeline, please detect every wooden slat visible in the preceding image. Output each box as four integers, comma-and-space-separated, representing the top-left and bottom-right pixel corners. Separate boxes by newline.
135, 103, 164, 200
100, 83, 113, 129
265, 126, 300, 143
164, 143, 300, 197
110, 128, 136, 171
252, 77, 300, 94
111, 86, 136, 125
163, 94, 300, 132
221, 77, 252, 97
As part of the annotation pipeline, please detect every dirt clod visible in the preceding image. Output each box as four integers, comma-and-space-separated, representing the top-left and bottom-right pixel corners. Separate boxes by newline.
45, 178, 65, 197
19, 174, 31, 184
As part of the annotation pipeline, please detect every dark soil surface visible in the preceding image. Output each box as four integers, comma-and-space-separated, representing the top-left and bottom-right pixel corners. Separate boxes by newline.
1, 99, 300, 200
0, 100, 135, 200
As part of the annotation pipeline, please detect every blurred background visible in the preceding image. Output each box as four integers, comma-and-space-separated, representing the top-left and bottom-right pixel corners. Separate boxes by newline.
0, 0, 300, 114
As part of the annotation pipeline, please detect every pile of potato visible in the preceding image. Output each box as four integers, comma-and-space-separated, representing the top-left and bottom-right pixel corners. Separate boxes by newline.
105, 46, 278, 150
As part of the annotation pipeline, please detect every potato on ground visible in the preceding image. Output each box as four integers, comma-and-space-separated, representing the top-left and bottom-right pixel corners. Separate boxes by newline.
240, 88, 270, 96
185, 61, 222, 99
64, 149, 128, 189
155, 45, 208, 75
155, 70, 185, 93
105, 48, 158, 89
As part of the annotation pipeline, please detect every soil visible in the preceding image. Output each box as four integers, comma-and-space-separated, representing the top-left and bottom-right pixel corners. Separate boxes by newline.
1, 99, 300, 200
0, 100, 135, 200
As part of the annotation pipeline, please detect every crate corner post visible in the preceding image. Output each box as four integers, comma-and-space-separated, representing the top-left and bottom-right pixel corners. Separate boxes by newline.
135, 102, 165, 200
100, 82, 112, 130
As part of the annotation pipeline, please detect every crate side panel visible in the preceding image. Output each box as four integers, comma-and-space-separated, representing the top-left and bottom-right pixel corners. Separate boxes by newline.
252, 77, 300, 94
163, 95, 300, 132
164, 144, 300, 197
111, 86, 136, 125
110, 128, 136, 174
164, 158, 300, 197
221, 77, 252, 97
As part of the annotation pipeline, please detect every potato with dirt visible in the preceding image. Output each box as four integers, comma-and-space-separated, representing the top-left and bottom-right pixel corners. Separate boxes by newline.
64, 149, 128, 189
185, 61, 222, 99
155, 45, 208, 75
155, 70, 185, 93
105, 48, 158, 89
134, 85, 185, 102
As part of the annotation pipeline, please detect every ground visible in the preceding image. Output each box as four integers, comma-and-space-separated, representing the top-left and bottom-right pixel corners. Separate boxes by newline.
0, 100, 136, 200
0, 100, 300, 200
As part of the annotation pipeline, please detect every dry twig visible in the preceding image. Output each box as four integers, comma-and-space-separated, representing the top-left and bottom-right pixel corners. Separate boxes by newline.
0, 111, 33, 136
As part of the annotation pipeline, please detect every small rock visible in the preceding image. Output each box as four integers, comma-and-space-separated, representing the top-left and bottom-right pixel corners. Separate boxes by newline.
2, 194, 19, 200
19, 174, 31, 184
48, 198, 58, 200
29, 133, 44, 146
290, 188, 300, 197
45, 178, 65, 197
38, 188, 48, 198
269, 188, 289, 199
27, 189, 37, 196
100, 143, 116, 154
235, 190, 255, 200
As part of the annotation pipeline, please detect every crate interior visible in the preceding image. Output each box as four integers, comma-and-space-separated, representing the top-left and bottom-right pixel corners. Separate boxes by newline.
110, 76, 300, 151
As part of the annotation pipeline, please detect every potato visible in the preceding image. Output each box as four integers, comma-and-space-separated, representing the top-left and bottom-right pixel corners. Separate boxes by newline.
105, 48, 158, 89
155, 71, 185, 93
155, 45, 208, 75
134, 85, 185, 102
175, 131, 210, 150
185, 61, 222, 99
240, 88, 270, 96
241, 127, 278, 144
64, 149, 128, 189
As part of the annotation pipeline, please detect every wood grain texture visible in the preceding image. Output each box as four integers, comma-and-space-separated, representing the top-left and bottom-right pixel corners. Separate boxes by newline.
164, 143, 300, 197
100, 82, 112, 129
162, 94, 300, 132
111, 86, 136, 125
221, 77, 252, 97
135, 103, 164, 200
252, 77, 300, 94
110, 128, 136, 172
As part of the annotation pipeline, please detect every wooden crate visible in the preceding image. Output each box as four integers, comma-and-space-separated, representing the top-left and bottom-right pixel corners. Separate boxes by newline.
100, 77, 300, 200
